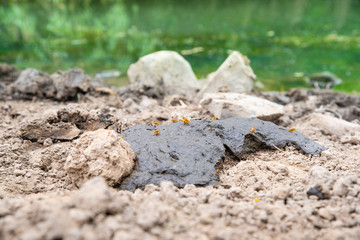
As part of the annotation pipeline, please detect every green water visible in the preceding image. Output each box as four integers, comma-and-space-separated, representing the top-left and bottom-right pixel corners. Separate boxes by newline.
1, 0, 360, 91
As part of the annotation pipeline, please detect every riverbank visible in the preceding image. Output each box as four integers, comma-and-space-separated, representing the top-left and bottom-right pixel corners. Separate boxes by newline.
1, 57, 360, 239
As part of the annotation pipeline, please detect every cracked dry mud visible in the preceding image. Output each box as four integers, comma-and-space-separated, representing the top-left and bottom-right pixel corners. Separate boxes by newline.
0, 90, 360, 240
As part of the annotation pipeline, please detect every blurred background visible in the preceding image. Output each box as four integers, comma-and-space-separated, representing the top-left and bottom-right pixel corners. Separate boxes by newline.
1, 0, 359, 92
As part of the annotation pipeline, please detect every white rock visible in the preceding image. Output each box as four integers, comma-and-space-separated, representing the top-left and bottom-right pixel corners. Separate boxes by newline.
13, 169, 26, 176
64, 129, 136, 187
127, 51, 199, 98
297, 113, 360, 138
200, 92, 284, 121
197, 51, 256, 100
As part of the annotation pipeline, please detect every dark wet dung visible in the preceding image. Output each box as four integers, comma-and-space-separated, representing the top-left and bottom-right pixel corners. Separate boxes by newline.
121, 118, 326, 191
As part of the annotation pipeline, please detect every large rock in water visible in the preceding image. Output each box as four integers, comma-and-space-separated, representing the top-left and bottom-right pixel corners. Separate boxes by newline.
121, 118, 325, 191
200, 93, 284, 121
65, 129, 136, 187
196, 51, 256, 101
127, 51, 200, 98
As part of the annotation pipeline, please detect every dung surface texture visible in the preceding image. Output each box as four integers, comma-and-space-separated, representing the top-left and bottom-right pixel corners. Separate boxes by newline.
121, 118, 326, 191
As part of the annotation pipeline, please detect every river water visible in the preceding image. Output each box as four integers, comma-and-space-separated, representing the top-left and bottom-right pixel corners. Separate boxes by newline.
1, 0, 359, 91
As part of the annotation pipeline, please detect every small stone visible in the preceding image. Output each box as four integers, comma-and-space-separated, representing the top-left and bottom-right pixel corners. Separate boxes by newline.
13, 169, 26, 176
318, 207, 334, 220
68, 209, 93, 224
271, 186, 291, 200
200, 93, 284, 121
199, 212, 212, 225
43, 138, 53, 147
254, 182, 264, 191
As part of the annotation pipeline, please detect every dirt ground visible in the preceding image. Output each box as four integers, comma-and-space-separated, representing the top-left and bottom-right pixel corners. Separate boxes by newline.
0, 86, 360, 239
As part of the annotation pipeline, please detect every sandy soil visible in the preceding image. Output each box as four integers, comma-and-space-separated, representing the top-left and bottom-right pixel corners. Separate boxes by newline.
0, 89, 360, 240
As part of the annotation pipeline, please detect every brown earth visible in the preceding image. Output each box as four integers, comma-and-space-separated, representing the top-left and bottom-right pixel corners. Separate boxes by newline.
0, 88, 360, 240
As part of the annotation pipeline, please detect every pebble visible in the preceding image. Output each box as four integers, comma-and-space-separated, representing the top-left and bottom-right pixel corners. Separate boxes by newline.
43, 138, 53, 147
318, 207, 333, 220
13, 169, 26, 176
271, 186, 291, 200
